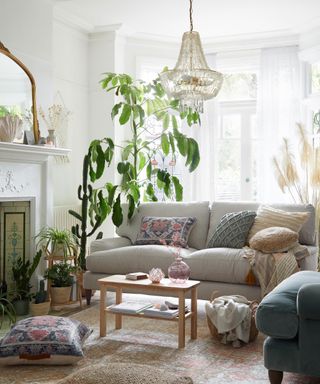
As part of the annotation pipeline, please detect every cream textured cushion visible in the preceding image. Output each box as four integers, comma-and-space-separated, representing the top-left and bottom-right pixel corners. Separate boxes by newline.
248, 205, 310, 241
58, 362, 193, 384
249, 227, 299, 253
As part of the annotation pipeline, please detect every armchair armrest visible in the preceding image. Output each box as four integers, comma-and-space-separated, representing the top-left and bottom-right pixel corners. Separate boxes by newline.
297, 283, 320, 320
90, 236, 132, 254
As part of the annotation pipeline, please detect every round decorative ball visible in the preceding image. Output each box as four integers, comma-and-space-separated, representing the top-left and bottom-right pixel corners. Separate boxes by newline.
148, 268, 165, 283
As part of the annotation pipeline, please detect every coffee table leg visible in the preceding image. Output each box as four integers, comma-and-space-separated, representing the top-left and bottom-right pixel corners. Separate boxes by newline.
191, 286, 198, 339
178, 291, 186, 348
100, 284, 107, 337
115, 287, 122, 329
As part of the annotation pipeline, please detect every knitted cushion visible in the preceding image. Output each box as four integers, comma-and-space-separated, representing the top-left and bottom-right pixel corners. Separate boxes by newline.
207, 211, 256, 249
249, 226, 299, 253
248, 205, 310, 241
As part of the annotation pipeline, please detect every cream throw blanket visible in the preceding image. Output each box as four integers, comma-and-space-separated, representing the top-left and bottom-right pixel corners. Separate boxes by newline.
205, 295, 252, 347
243, 245, 307, 297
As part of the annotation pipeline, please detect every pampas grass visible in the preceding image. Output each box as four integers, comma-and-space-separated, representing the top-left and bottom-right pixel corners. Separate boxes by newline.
273, 123, 320, 247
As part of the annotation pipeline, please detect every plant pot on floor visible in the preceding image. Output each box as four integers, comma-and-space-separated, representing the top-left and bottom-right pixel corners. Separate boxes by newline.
13, 299, 29, 316
30, 300, 51, 316
50, 286, 72, 305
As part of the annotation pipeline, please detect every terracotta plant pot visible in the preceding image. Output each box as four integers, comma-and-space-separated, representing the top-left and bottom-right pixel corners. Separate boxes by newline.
50, 286, 72, 305
30, 301, 51, 316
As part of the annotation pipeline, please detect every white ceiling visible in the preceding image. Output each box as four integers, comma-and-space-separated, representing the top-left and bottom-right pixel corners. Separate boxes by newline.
54, 0, 320, 40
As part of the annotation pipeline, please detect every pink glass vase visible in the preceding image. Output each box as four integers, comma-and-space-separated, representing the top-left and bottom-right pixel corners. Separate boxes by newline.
168, 257, 190, 284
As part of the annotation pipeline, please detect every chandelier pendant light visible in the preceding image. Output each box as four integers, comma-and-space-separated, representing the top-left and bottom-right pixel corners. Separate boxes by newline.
160, 0, 223, 113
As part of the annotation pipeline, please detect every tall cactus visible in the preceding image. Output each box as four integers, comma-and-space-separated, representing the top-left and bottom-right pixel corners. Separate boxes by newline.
69, 153, 103, 271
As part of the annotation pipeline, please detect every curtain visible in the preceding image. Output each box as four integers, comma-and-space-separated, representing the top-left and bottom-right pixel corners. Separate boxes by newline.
256, 46, 301, 203
181, 54, 219, 202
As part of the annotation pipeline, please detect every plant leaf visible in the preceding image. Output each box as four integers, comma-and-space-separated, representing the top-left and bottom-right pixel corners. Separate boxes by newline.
112, 194, 123, 227
161, 133, 170, 156
119, 104, 132, 125
172, 176, 183, 201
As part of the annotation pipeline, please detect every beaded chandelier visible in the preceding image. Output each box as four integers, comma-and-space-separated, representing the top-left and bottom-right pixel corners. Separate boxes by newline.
160, 0, 223, 113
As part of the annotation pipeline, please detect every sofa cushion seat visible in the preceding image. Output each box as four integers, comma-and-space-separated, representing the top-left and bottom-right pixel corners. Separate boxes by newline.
256, 271, 320, 339
86, 245, 196, 275
185, 248, 253, 285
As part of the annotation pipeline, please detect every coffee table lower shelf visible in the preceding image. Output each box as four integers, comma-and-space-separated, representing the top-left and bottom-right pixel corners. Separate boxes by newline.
98, 275, 200, 349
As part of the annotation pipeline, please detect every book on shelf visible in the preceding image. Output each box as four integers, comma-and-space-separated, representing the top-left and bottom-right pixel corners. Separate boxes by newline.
108, 301, 153, 314
125, 272, 148, 280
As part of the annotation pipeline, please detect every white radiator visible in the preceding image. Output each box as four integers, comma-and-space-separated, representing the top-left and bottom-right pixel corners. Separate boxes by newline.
53, 205, 81, 231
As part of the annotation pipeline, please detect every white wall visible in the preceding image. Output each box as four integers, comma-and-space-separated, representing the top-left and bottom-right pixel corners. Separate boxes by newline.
52, 20, 89, 206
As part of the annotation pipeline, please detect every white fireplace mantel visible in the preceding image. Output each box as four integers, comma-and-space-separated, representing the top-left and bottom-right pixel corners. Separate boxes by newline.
0, 142, 70, 163
0, 142, 71, 260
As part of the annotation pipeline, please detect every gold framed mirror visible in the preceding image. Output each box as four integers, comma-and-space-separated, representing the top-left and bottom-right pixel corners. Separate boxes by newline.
0, 41, 39, 144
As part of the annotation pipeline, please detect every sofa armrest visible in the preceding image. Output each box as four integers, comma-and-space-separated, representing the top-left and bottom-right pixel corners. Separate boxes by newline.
90, 236, 132, 254
297, 283, 320, 320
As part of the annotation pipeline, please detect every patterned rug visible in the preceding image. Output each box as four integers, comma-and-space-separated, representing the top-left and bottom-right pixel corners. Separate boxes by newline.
1, 293, 320, 384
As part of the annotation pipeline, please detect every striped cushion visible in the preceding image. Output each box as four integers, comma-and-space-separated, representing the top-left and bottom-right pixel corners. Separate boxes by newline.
248, 205, 310, 241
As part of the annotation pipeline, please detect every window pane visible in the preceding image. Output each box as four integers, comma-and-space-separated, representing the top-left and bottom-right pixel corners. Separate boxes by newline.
222, 114, 241, 138
218, 73, 257, 101
311, 62, 320, 94
216, 139, 241, 200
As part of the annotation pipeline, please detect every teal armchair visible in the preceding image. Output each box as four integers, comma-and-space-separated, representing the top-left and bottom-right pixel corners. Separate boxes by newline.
256, 271, 320, 384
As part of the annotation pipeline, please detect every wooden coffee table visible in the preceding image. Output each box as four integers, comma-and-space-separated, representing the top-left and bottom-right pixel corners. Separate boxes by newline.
98, 275, 200, 348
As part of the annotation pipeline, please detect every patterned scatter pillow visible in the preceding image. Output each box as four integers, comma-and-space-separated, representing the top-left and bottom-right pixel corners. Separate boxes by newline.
248, 205, 310, 241
135, 216, 197, 248
249, 226, 299, 253
207, 211, 257, 249
0, 316, 92, 365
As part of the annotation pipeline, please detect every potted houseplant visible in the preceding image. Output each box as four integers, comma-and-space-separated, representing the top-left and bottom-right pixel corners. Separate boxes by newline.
11, 250, 42, 315
36, 227, 78, 257
30, 279, 50, 316
0, 292, 16, 329
44, 262, 76, 305
0, 105, 23, 142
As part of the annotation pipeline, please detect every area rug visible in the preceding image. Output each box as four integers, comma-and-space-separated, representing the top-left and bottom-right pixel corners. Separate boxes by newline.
1, 293, 320, 384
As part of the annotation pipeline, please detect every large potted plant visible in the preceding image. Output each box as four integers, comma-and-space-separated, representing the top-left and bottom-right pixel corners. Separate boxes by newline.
11, 250, 42, 315
44, 262, 76, 305
69, 73, 201, 273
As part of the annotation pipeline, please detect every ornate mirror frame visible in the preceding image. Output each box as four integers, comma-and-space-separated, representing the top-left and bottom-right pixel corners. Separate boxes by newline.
0, 41, 40, 143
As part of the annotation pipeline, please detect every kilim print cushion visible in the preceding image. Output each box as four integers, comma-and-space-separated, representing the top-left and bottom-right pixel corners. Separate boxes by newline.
0, 316, 92, 365
207, 211, 256, 249
135, 216, 197, 248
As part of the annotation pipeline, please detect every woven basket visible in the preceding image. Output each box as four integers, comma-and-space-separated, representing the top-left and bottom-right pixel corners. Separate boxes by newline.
30, 300, 51, 316
206, 292, 259, 343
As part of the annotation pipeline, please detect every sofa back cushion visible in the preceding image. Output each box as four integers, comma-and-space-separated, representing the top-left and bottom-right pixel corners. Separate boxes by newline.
116, 201, 210, 250
207, 202, 315, 246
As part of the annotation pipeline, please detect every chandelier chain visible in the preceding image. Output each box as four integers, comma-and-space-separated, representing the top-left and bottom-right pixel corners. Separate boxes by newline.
189, 0, 193, 32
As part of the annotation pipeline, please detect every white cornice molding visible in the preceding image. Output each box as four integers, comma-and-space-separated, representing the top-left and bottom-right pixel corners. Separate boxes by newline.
53, 7, 93, 33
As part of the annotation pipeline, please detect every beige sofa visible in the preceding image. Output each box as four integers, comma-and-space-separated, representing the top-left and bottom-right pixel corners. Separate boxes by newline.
83, 201, 317, 303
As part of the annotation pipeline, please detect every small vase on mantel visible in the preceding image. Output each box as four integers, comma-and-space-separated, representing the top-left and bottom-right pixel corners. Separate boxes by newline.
46, 129, 57, 147
168, 257, 190, 284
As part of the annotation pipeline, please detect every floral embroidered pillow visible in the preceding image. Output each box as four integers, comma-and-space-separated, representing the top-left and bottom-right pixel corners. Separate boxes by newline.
0, 316, 92, 365
135, 216, 197, 248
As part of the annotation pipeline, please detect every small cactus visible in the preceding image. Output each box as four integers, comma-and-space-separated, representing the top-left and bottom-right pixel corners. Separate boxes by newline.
34, 279, 47, 304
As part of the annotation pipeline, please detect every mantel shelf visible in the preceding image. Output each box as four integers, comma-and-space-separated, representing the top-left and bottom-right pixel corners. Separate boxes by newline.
0, 142, 70, 156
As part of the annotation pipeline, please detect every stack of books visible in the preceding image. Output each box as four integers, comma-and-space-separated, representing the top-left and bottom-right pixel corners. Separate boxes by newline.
125, 272, 148, 280
108, 301, 153, 314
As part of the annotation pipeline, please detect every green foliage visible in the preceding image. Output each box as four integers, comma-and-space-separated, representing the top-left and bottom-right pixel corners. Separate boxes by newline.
11, 250, 42, 301
36, 227, 77, 258
0, 293, 16, 329
70, 72, 201, 270
87, 72, 201, 227
44, 262, 76, 287
0, 105, 21, 118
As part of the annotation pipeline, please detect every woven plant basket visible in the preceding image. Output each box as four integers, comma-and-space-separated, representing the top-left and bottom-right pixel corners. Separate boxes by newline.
206, 291, 259, 343
30, 300, 51, 316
